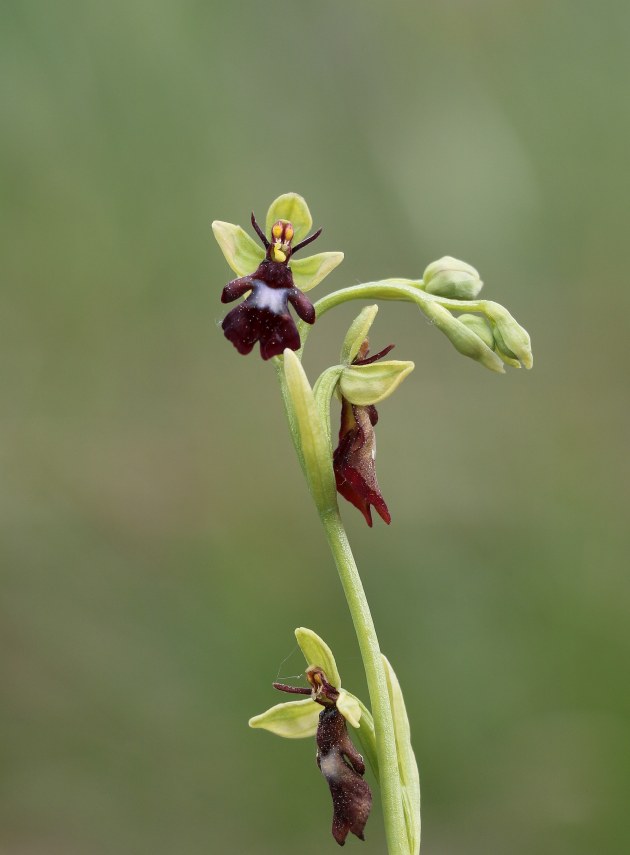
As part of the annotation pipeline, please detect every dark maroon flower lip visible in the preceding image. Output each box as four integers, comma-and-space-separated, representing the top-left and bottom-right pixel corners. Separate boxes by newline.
220, 213, 321, 360
333, 341, 394, 526
274, 669, 372, 846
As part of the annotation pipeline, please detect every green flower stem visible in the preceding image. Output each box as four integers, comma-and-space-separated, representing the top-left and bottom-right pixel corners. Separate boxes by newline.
275, 358, 408, 855
296, 279, 532, 373
320, 506, 407, 855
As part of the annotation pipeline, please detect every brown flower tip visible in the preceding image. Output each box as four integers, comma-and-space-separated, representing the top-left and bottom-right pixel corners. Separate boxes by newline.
317, 706, 372, 845
332, 339, 394, 525
333, 398, 391, 527
221, 213, 320, 360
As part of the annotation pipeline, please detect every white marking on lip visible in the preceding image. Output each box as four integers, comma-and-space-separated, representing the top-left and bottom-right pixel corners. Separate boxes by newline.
252, 281, 287, 313
319, 754, 339, 780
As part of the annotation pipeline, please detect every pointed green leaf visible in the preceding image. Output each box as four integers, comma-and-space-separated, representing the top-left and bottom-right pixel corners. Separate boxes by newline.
337, 689, 362, 728
212, 220, 264, 277
266, 193, 313, 242
339, 360, 415, 406
340, 305, 379, 365
291, 251, 344, 292
383, 655, 421, 855
295, 627, 341, 687
283, 350, 337, 514
249, 698, 319, 739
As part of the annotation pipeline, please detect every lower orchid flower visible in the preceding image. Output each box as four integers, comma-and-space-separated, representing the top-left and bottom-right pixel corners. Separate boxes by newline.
249, 628, 375, 846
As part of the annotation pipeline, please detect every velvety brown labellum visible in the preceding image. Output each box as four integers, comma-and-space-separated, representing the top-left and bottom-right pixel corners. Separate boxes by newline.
316, 706, 372, 846
221, 259, 315, 360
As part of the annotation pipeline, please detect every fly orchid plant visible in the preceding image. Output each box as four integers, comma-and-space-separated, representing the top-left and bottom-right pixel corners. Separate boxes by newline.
213, 193, 532, 854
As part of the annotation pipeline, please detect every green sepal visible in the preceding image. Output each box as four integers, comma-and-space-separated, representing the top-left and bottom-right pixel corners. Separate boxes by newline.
423, 256, 483, 300
383, 655, 421, 855
291, 251, 344, 292
283, 350, 337, 514
340, 305, 379, 365
337, 689, 362, 728
212, 220, 264, 277
248, 698, 319, 739
266, 193, 312, 243
295, 627, 342, 688
457, 313, 495, 349
339, 360, 415, 406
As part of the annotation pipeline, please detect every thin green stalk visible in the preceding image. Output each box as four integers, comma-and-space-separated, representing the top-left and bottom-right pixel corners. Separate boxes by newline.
275, 362, 407, 854
320, 507, 407, 855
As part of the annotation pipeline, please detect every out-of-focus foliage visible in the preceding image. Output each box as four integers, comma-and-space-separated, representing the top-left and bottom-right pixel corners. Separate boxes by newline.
1, 2, 629, 854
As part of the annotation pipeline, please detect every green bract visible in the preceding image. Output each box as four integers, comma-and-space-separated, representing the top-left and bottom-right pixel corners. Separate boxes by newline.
283, 349, 337, 514
340, 360, 415, 406
383, 656, 421, 855
423, 256, 483, 299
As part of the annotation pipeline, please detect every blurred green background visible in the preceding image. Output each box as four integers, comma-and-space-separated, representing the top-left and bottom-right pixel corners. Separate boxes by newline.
2, 1, 629, 853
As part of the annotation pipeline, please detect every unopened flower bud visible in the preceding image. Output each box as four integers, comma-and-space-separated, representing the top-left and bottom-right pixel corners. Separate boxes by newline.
423, 256, 483, 299
492, 323, 518, 360
457, 313, 495, 349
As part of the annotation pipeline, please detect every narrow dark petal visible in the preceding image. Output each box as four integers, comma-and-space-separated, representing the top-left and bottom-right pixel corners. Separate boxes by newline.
354, 343, 395, 366
272, 682, 312, 695
287, 288, 316, 324
291, 226, 322, 255
365, 405, 379, 427
221, 276, 254, 303
316, 707, 372, 846
250, 211, 270, 248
